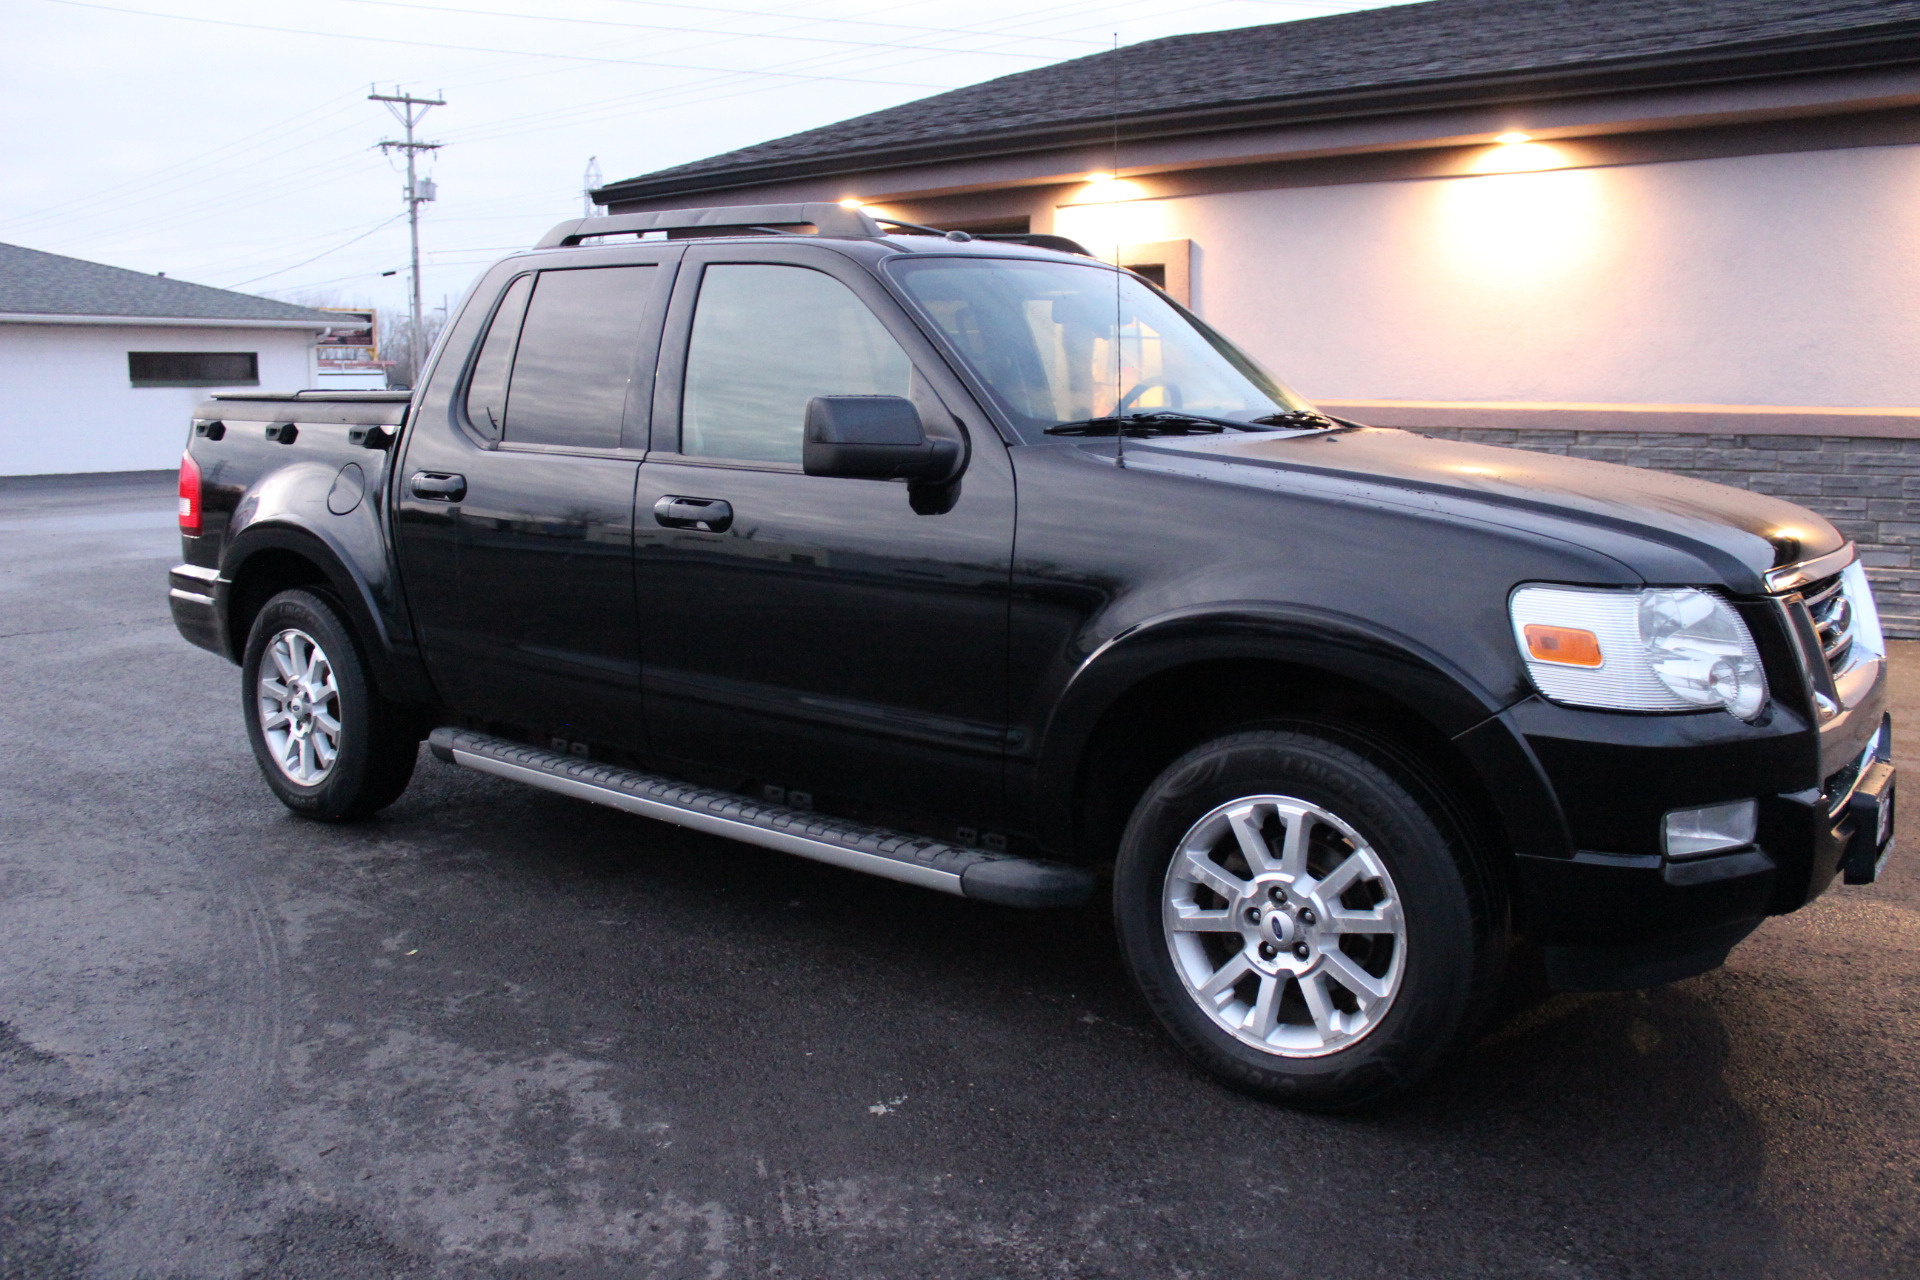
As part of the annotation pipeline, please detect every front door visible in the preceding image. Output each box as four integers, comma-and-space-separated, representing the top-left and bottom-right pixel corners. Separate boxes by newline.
633, 245, 1015, 829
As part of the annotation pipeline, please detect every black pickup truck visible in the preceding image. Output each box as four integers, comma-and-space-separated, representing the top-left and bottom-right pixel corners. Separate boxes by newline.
170, 201, 1895, 1109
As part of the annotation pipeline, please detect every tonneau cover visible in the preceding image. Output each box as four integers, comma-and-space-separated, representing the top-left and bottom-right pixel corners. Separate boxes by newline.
197, 389, 411, 427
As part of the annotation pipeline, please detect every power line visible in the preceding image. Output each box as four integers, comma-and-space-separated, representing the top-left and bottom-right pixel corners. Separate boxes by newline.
31, 0, 964, 89
593, 0, 1102, 46
319, 0, 1082, 59
224, 212, 408, 288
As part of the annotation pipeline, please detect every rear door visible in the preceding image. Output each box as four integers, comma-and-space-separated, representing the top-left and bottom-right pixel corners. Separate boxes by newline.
394, 249, 676, 750
632, 243, 1016, 829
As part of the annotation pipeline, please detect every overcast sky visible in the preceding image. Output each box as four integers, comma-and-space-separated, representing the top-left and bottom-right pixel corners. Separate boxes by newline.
2, 0, 1411, 318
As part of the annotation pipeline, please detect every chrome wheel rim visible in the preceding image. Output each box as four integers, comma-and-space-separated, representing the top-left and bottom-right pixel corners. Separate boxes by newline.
1162, 794, 1406, 1058
258, 628, 341, 786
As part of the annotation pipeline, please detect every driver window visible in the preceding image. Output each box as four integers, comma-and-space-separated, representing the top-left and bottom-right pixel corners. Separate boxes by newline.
681, 264, 913, 464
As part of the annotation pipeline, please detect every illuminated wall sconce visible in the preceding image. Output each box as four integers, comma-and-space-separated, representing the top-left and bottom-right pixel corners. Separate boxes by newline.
1470, 135, 1569, 174
1085, 172, 1117, 183
838, 197, 865, 208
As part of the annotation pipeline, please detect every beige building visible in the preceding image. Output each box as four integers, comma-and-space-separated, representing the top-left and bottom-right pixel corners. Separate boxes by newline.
596, 0, 1920, 631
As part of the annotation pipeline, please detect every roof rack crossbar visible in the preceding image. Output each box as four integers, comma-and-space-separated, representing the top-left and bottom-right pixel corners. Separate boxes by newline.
537, 202, 881, 248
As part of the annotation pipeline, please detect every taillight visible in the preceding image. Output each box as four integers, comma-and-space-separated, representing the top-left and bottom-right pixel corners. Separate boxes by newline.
178, 450, 202, 534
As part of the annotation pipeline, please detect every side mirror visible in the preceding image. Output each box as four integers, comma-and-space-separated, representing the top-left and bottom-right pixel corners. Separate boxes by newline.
803, 396, 963, 483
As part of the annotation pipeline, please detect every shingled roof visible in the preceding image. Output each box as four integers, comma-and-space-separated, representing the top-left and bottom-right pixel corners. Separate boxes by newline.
600, 0, 1920, 201
0, 242, 337, 324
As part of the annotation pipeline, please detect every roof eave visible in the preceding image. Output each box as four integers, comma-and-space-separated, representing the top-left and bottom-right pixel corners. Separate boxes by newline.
0, 313, 338, 330
596, 20, 1920, 204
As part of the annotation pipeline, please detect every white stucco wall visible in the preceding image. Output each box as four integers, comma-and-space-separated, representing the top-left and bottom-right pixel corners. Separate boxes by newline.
1054, 143, 1920, 408
0, 322, 317, 475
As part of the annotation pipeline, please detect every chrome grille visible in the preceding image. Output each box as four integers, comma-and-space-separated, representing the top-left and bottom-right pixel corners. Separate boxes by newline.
1800, 572, 1855, 675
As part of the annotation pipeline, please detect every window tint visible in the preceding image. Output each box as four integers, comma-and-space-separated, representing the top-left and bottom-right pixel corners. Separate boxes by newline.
464, 274, 532, 441
129, 351, 258, 387
501, 265, 657, 449
681, 263, 911, 463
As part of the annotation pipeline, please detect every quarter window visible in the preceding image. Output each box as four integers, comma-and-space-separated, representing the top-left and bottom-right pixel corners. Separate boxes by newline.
464, 274, 532, 441
680, 264, 912, 463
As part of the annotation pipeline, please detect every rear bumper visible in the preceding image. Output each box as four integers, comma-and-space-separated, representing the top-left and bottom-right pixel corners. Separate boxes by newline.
168, 562, 230, 658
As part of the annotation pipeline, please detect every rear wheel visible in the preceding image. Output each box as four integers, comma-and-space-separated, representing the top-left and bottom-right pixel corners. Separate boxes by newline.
1114, 728, 1503, 1110
242, 588, 419, 820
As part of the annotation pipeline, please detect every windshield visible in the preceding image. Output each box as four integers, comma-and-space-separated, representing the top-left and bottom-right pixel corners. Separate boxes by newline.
889, 257, 1316, 437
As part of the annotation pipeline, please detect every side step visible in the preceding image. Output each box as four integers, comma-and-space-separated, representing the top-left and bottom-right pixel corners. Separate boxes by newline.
427, 728, 1096, 909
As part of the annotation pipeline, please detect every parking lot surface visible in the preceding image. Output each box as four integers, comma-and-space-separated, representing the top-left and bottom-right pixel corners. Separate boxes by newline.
2, 471, 1916, 1280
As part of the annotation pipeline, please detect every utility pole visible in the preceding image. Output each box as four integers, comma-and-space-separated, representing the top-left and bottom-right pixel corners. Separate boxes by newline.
370, 86, 443, 385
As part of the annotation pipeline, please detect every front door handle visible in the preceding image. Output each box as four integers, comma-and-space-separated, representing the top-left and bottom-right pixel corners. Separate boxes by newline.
653, 495, 733, 533
409, 471, 466, 501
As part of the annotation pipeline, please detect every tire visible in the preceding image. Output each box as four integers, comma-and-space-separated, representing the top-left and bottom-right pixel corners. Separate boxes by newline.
1113, 728, 1504, 1111
241, 588, 419, 821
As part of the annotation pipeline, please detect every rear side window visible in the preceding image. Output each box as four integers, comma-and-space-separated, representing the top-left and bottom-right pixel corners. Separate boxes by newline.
465, 265, 658, 450
680, 264, 911, 463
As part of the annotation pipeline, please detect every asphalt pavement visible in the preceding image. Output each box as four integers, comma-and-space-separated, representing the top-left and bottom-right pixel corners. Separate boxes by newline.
1, 471, 1915, 1280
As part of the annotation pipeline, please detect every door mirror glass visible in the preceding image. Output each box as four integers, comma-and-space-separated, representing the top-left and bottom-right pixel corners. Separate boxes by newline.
803, 395, 962, 482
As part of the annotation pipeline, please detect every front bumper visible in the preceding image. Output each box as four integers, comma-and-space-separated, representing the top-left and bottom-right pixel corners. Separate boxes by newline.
1501, 668, 1892, 990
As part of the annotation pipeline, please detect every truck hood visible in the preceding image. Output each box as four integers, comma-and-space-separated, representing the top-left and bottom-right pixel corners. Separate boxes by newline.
1130, 426, 1842, 591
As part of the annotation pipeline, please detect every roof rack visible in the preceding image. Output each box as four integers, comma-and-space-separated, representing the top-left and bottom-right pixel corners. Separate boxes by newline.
975, 233, 1094, 257
537, 202, 881, 248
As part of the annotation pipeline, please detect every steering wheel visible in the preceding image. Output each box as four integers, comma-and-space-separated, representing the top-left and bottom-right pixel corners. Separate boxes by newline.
1118, 377, 1182, 412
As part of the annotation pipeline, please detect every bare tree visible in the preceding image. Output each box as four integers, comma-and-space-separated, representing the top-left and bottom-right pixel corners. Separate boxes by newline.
379, 308, 449, 390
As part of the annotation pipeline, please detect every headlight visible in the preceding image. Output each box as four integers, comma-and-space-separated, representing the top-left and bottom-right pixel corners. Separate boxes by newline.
1510, 585, 1768, 720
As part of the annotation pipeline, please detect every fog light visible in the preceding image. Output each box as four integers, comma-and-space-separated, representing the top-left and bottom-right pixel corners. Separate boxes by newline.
1663, 800, 1758, 859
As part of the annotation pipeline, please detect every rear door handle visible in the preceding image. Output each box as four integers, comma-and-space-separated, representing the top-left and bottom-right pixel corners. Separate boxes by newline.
409, 471, 466, 501
653, 495, 733, 533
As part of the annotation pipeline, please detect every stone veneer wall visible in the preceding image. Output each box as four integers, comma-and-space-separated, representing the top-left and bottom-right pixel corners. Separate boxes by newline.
1414, 428, 1920, 639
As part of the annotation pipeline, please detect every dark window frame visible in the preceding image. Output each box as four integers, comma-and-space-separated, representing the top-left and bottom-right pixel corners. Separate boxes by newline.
499, 265, 657, 453
454, 262, 668, 457
128, 351, 259, 388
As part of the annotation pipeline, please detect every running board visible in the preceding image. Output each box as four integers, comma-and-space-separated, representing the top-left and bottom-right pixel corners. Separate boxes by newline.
427, 728, 1095, 909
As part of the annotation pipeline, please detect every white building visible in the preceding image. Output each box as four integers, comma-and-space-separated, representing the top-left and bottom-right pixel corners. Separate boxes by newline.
0, 243, 337, 475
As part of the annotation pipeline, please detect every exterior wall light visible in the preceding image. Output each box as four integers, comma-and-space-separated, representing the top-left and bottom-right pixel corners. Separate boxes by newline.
1495, 131, 1533, 145
838, 198, 865, 208
1086, 172, 1117, 183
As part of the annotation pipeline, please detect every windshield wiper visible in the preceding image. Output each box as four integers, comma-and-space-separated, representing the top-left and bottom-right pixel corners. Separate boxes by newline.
1046, 411, 1283, 437
1246, 410, 1339, 431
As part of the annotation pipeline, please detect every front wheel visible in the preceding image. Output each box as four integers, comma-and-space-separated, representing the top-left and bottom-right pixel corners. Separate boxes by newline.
241, 588, 419, 821
1114, 729, 1503, 1110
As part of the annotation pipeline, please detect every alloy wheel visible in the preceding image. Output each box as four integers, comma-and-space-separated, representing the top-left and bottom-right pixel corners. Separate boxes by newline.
1161, 794, 1406, 1057
257, 627, 342, 786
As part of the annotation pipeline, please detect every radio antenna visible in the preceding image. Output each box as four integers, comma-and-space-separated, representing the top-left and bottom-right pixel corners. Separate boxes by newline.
1111, 32, 1126, 469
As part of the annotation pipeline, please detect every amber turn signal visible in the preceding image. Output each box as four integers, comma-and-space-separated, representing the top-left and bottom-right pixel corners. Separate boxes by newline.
1523, 623, 1603, 667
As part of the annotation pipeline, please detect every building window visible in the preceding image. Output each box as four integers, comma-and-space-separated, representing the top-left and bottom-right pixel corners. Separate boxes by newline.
128, 351, 259, 387
1116, 240, 1193, 307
